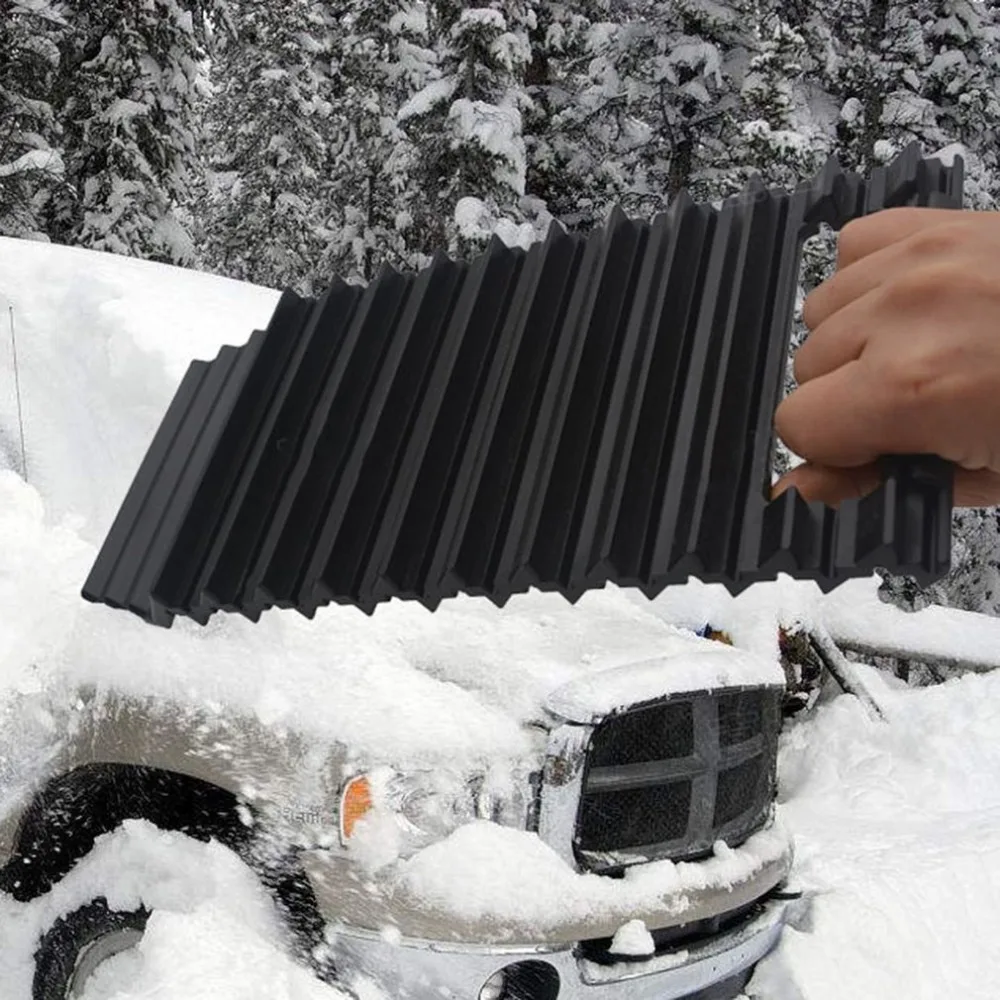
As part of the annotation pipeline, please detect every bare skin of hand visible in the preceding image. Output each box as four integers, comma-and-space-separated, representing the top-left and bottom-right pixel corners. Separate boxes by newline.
774, 206, 1000, 508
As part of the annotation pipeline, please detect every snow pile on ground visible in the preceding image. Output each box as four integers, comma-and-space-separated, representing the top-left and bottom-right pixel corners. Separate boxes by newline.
0, 820, 350, 1000
752, 665, 1000, 1000
1, 239, 999, 999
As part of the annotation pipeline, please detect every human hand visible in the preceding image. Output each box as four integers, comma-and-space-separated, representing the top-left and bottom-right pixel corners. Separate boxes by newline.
774, 207, 1000, 507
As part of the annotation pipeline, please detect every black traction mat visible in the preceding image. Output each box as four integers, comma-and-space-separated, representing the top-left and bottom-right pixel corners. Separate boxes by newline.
83, 143, 961, 626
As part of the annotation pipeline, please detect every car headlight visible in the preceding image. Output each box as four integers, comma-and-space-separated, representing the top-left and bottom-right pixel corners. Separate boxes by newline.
339, 767, 480, 856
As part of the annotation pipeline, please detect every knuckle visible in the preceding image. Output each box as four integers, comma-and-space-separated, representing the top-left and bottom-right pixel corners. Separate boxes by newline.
950, 261, 1000, 301
880, 261, 965, 309
838, 208, 915, 265
878, 343, 960, 407
904, 222, 968, 260
884, 258, 997, 313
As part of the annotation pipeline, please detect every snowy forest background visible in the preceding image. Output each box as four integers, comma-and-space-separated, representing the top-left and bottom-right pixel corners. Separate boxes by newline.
3, 0, 1000, 618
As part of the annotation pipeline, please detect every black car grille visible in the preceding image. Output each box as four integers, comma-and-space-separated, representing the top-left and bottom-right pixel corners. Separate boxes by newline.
574, 688, 781, 871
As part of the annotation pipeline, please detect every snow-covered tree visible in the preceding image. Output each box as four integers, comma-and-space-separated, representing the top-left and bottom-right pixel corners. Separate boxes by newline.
919, 1, 1000, 207
200, 0, 333, 290
550, 0, 754, 223
768, 0, 1000, 615
0, 1, 66, 239
790, 0, 1000, 190
729, 12, 825, 191
659, 0, 755, 201
47, 0, 224, 263
401, 2, 537, 255
521, 0, 607, 229
322, 2, 436, 281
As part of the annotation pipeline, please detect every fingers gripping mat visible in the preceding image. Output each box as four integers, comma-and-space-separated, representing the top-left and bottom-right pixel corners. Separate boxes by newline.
83, 144, 962, 626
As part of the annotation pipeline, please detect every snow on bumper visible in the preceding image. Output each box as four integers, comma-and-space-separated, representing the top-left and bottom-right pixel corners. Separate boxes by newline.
301, 819, 793, 945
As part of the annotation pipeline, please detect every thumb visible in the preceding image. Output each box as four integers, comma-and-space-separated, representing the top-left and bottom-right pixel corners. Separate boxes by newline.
773, 462, 1000, 509
772, 463, 881, 508
953, 467, 1000, 507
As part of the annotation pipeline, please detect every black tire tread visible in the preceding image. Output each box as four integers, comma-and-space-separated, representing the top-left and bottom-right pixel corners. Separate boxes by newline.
33, 898, 149, 1000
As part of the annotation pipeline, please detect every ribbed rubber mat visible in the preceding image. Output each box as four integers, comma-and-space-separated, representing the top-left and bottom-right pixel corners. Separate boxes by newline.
83, 143, 962, 626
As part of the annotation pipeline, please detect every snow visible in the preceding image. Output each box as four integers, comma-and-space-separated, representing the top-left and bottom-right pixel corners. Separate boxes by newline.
666, 41, 723, 88
11, 0, 68, 19
609, 919, 655, 957
388, 8, 426, 38
0, 238, 279, 537
395, 820, 790, 932
0, 148, 63, 179
752, 668, 1000, 1000
648, 574, 1000, 677
396, 78, 456, 122
932, 141, 967, 167
106, 98, 150, 122
458, 8, 506, 33
873, 138, 898, 163
454, 196, 537, 250
882, 91, 935, 127
823, 576, 1000, 671
1, 240, 999, 998
741, 120, 813, 156
839, 96, 862, 124
545, 648, 784, 723
448, 99, 526, 195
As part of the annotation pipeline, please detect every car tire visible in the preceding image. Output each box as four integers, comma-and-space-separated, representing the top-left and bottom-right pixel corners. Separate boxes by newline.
33, 897, 150, 1000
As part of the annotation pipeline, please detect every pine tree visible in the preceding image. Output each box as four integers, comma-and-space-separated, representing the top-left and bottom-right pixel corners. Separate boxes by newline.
47, 0, 224, 263
0, 0, 66, 239
730, 11, 826, 191
200, 0, 333, 291
322, 1, 435, 281
401, 2, 537, 256
919, 0, 1000, 207
551, 0, 754, 224
660, 0, 756, 202
521, 0, 606, 229
798, 0, 1000, 186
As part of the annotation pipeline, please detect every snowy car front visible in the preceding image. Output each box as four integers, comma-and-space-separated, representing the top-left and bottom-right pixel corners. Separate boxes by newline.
307, 644, 793, 1000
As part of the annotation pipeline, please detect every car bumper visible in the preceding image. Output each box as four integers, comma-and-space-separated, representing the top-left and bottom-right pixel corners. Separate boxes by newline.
327, 896, 788, 1000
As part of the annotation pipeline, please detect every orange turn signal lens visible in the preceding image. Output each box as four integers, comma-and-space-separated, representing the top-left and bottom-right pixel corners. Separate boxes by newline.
340, 775, 373, 843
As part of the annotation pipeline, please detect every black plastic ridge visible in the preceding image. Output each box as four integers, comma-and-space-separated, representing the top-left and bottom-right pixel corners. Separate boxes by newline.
82, 144, 963, 626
